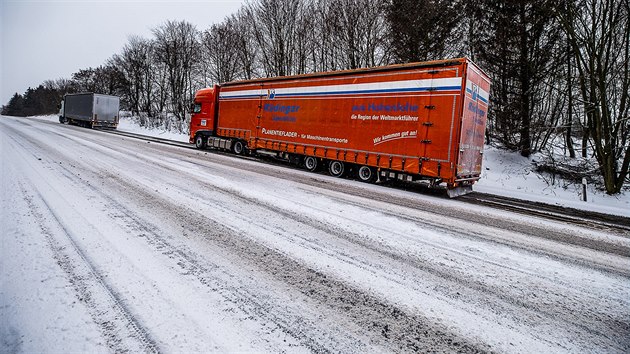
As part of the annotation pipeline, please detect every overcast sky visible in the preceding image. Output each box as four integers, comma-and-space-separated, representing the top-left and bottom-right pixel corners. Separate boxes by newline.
1, 0, 245, 104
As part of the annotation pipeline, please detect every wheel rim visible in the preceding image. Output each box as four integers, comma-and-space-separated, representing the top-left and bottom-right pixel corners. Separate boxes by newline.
305, 157, 317, 171
195, 136, 204, 148
330, 161, 344, 176
234, 141, 243, 154
358, 166, 372, 181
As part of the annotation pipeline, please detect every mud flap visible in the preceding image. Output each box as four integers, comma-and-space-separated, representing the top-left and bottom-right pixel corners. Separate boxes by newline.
447, 185, 473, 198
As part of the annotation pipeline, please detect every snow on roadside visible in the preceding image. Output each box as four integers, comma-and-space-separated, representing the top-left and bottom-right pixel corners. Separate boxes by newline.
23, 115, 630, 216
26, 114, 190, 142
117, 117, 189, 143
476, 145, 629, 217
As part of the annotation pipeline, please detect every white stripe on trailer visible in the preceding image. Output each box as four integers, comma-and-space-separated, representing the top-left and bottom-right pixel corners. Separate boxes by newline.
220, 77, 463, 99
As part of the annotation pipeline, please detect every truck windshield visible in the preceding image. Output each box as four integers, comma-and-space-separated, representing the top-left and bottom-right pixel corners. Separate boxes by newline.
193, 103, 202, 113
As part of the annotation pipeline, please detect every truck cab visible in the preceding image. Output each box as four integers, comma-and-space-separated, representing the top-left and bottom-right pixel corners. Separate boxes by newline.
189, 86, 218, 147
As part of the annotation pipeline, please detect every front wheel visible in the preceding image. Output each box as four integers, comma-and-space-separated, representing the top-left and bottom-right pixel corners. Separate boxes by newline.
232, 140, 245, 155
195, 135, 207, 149
328, 160, 346, 177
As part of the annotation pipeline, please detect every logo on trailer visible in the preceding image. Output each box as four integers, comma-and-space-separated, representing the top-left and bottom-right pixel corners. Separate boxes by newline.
267, 89, 276, 99
471, 84, 479, 101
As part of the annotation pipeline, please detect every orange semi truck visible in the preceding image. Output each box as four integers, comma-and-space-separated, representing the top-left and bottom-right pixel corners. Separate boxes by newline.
190, 57, 490, 197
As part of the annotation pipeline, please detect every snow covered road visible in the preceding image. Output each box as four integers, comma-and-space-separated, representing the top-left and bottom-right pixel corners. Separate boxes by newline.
2, 116, 629, 353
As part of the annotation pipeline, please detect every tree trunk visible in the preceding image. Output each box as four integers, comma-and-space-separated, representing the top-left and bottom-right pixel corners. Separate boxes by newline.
566, 40, 575, 158
518, 2, 531, 157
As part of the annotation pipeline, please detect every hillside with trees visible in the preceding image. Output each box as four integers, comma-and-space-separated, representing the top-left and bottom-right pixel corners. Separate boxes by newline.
2, 0, 628, 194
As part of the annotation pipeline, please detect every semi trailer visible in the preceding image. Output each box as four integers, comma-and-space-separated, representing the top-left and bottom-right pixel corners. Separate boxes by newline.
190, 57, 490, 197
59, 93, 120, 129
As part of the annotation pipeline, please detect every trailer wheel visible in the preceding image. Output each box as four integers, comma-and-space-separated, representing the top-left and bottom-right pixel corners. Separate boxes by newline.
357, 165, 376, 183
232, 140, 245, 155
304, 156, 319, 172
195, 135, 207, 149
328, 160, 345, 177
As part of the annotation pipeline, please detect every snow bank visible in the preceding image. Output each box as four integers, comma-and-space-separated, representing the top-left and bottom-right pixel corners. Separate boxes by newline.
477, 145, 628, 216
117, 117, 189, 143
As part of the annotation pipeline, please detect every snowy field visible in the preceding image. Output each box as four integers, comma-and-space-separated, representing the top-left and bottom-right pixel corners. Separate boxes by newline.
2, 115, 629, 353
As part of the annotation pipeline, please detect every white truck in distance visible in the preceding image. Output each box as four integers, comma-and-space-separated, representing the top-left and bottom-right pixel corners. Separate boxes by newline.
59, 93, 120, 129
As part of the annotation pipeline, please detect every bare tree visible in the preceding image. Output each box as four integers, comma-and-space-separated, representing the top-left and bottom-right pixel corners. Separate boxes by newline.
71, 68, 100, 93
387, 0, 462, 63
229, 10, 259, 80
70, 65, 127, 97
293, 0, 316, 74
112, 36, 157, 121
245, 0, 306, 77
152, 20, 201, 125
556, 0, 630, 194
330, 0, 389, 69
201, 19, 241, 84
43, 78, 76, 95
309, 0, 341, 72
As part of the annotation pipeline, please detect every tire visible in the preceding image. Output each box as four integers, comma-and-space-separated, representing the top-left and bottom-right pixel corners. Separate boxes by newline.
59, 116, 66, 124
195, 135, 207, 149
304, 156, 319, 172
232, 140, 244, 155
357, 165, 376, 183
328, 160, 345, 177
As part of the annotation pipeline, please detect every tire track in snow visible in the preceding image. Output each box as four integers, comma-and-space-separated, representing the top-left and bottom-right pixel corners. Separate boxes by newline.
16, 180, 160, 354
101, 173, 491, 353
46, 125, 627, 351
0, 121, 162, 353
145, 169, 630, 351
78, 177, 352, 353
313, 190, 630, 276
5, 119, 299, 352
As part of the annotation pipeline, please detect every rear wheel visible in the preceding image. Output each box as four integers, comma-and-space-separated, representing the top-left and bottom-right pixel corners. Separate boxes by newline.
328, 160, 345, 177
195, 135, 207, 149
357, 165, 376, 183
304, 156, 319, 172
232, 140, 245, 155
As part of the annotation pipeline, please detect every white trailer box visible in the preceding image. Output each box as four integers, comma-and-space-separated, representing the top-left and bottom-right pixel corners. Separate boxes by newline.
59, 93, 119, 129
